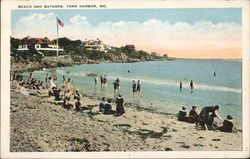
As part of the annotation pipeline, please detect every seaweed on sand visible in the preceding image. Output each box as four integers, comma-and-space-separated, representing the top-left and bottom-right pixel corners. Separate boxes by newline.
113, 124, 131, 128
123, 128, 165, 140
65, 137, 92, 151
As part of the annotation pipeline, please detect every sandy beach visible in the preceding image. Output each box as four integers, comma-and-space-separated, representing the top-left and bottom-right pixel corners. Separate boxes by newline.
10, 86, 242, 152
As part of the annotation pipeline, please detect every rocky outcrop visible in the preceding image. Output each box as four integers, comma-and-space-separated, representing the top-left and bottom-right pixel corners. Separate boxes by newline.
10, 53, 169, 73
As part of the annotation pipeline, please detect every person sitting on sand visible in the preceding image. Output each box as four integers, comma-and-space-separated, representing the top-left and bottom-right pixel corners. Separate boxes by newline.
186, 106, 198, 123
15, 83, 29, 95
53, 87, 61, 101
198, 105, 223, 125
218, 115, 236, 133
64, 78, 72, 92
38, 81, 45, 89
29, 78, 35, 89
178, 107, 187, 121
116, 94, 125, 116
75, 98, 81, 112
34, 79, 40, 90
104, 99, 115, 114
48, 86, 55, 96
99, 97, 106, 113
49, 77, 56, 89
73, 89, 81, 101
63, 90, 74, 109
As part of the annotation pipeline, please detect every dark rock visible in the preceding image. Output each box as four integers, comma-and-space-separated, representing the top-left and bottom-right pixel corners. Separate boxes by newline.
164, 147, 173, 151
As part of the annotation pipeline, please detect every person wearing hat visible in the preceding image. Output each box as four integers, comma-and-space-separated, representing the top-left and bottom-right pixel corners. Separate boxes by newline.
178, 106, 187, 121
218, 115, 235, 133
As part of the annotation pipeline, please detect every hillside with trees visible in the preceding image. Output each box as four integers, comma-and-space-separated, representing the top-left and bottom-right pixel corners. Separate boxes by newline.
10, 37, 171, 72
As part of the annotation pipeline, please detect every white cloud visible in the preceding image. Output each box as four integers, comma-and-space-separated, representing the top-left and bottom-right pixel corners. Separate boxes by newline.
12, 13, 241, 52
12, 12, 57, 38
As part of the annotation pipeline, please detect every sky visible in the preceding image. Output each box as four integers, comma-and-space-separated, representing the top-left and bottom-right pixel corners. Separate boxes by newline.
11, 9, 242, 59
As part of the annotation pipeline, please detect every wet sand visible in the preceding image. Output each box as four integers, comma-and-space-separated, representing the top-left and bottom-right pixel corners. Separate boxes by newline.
10, 88, 242, 152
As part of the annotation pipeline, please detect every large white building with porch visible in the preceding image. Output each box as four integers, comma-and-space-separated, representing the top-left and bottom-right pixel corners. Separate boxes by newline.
17, 37, 63, 55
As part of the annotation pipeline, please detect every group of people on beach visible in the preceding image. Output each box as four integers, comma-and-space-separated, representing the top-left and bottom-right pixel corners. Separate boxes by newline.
99, 95, 125, 116
13, 71, 128, 116
13, 72, 46, 95
47, 75, 90, 111
47, 73, 127, 115
132, 80, 141, 96
96, 75, 108, 87
179, 80, 194, 91
178, 105, 236, 133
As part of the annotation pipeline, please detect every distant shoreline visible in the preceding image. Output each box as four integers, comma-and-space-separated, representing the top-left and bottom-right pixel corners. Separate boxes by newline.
10, 56, 242, 74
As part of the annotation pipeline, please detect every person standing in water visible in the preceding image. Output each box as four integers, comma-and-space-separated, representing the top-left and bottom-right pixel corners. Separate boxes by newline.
137, 80, 141, 96
190, 80, 194, 90
132, 80, 137, 97
45, 73, 48, 82
100, 75, 104, 88
95, 76, 98, 85
116, 78, 120, 91
214, 71, 216, 77
103, 75, 107, 87
179, 81, 183, 91
113, 80, 118, 93
29, 72, 33, 79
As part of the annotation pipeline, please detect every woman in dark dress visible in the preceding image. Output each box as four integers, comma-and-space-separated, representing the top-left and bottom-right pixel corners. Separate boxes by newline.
218, 115, 235, 133
116, 95, 125, 116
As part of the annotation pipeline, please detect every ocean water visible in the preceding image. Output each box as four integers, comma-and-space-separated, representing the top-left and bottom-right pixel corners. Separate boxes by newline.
22, 59, 242, 123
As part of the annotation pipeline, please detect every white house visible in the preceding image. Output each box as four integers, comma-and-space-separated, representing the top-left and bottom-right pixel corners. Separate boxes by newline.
17, 37, 63, 52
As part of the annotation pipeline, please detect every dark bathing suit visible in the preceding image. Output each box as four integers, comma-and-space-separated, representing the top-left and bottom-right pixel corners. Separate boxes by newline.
137, 83, 140, 91
132, 83, 136, 92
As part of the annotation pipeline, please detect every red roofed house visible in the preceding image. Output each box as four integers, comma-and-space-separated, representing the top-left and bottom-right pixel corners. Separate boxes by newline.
17, 37, 63, 53
124, 44, 135, 50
